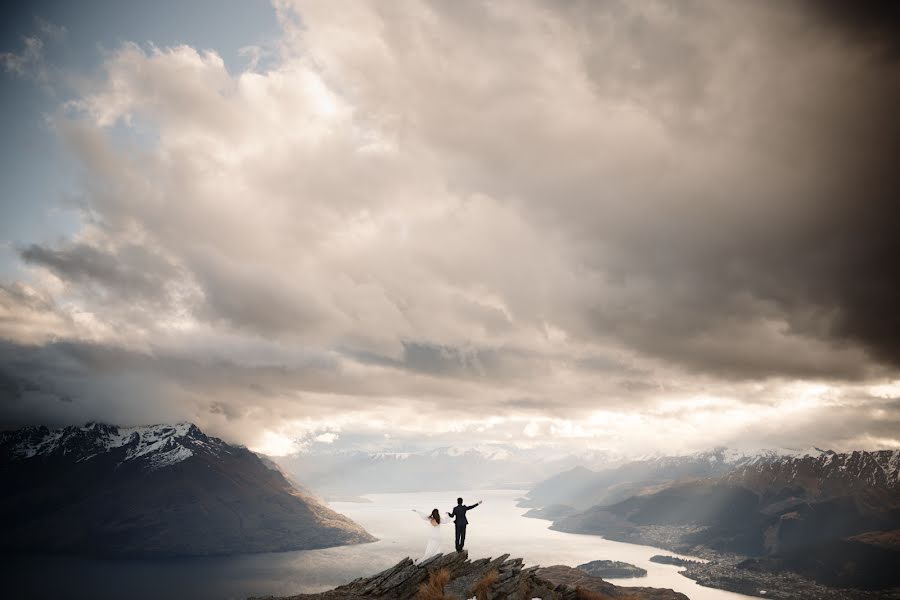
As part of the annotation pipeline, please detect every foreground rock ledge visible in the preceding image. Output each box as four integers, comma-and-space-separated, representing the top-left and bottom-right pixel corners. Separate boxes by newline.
252, 552, 688, 600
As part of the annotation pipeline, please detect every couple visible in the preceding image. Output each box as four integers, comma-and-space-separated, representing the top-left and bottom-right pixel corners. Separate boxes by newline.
413, 497, 482, 562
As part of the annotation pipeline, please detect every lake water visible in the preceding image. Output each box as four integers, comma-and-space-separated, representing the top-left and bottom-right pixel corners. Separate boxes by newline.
3, 489, 753, 600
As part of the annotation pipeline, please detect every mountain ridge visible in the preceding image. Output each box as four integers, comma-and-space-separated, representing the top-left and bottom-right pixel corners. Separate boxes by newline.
0, 421, 375, 557
2, 421, 225, 470
272, 444, 619, 496
539, 448, 900, 592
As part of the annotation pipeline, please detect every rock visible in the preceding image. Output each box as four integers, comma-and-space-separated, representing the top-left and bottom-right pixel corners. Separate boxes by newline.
576, 559, 647, 578
255, 553, 689, 600
356, 558, 413, 594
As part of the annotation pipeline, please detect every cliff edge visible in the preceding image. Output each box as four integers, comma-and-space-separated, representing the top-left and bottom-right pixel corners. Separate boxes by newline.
252, 551, 688, 600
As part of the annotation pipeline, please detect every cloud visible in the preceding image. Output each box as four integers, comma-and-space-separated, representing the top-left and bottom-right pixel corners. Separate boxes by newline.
20, 242, 182, 304
1, 17, 64, 83
1, 36, 45, 78
238, 45, 265, 71
1, 1, 900, 453
0, 282, 75, 345
806, 0, 900, 59
277, 0, 900, 376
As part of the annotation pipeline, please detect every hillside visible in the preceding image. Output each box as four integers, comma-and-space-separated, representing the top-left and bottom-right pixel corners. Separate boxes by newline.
548, 450, 900, 591
520, 448, 805, 511
0, 422, 375, 556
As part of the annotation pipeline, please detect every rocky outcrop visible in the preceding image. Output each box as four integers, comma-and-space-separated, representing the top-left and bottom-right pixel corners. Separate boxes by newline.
254, 552, 688, 600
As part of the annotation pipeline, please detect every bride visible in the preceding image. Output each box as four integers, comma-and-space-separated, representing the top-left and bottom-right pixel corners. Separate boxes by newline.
412, 508, 452, 562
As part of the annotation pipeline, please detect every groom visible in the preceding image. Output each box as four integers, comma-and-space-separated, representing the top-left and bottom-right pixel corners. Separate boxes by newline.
447, 497, 482, 552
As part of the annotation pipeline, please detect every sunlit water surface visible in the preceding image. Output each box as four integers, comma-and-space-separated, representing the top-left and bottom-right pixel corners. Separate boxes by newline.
3, 489, 753, 600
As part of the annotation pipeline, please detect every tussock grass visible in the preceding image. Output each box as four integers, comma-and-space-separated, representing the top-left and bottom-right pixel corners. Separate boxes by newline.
472, 569, 499, 600
417, 568, 452, 600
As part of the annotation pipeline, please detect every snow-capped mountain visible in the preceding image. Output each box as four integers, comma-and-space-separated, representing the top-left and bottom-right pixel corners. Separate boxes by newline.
1, 422, 225, 470
272, 444, 617, 497
548, 447, 900, 582
518, 446, 881, 514
520, 447, 789, 511
726, 449, 900, 496
529, 447, 900, 522
0, 422, 374, 557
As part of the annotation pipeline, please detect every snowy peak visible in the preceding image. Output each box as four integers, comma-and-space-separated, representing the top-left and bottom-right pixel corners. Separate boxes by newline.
425, 445, 513, 461
0, 422, 229, 471
613, 446, 838, 473
297, 443, 614, 468
0, 422, 375, 557
727, 449, 900, 495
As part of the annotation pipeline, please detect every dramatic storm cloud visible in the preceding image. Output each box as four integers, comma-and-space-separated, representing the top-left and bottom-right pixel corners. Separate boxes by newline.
2, 0, 899, 455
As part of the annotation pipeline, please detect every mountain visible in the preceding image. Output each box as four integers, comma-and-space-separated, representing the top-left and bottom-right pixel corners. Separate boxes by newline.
520, 448, 778, 511
724, 449, 900, 498
253, 551, 688, 600
549, 449, 900, 591
273, 445, 616, 497
0, 422, 375, 557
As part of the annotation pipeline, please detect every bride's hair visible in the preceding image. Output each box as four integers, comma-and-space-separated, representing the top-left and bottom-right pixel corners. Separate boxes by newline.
429, 508, 441, 523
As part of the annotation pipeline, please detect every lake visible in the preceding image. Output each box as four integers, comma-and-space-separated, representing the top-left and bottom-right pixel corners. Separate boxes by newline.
3, 489, 753, 600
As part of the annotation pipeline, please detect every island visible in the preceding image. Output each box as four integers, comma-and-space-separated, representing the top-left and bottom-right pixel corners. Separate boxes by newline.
576, 559, 648, 578
649, 555, 702, 568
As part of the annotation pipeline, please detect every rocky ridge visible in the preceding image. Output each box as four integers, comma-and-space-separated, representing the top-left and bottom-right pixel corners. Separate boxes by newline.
254, 552, 687, 600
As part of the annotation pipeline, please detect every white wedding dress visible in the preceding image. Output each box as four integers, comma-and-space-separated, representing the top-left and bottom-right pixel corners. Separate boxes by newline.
414, 510, 453, 562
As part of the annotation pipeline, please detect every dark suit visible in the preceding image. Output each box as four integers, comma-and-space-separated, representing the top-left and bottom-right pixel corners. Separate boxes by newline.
448, 503, 479, 552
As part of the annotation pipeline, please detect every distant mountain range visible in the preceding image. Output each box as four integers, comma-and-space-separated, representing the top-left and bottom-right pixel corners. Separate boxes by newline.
519, 447, 843, 513
272, 444, 616, 497
0, 422, 375, 557
528, 449, 900, 590
520, 448, 758, 513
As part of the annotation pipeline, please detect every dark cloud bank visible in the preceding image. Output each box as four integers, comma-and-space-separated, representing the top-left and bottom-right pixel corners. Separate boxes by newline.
1, 0, 899, 452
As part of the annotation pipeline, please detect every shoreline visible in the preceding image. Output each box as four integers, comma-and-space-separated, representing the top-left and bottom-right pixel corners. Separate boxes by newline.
561, 523, 900, 600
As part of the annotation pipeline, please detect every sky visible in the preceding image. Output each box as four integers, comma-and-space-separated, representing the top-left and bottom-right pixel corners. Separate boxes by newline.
1, 0, 900, 457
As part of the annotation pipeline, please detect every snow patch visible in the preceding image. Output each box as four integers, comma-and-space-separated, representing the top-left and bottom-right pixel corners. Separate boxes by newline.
5, 422, 204, 471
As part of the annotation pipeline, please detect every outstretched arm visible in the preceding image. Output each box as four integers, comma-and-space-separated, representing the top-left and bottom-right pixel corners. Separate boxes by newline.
412, 509, 430, 520
466, 500, 483, 510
